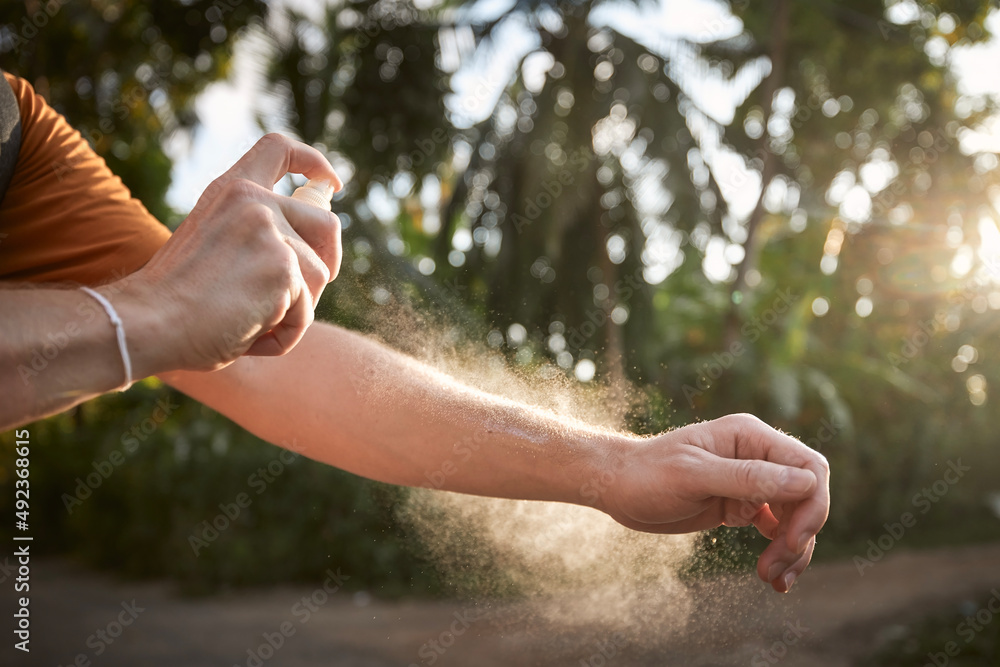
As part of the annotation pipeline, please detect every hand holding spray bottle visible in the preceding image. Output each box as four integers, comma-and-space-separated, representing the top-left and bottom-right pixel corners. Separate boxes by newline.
290, 179, 336, 210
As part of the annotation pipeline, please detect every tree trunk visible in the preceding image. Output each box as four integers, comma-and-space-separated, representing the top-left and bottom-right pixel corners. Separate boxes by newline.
725, 0, 791, 347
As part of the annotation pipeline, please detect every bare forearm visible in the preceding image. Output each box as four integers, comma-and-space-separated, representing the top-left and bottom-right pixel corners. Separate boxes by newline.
159, 322, 622, 506
0, 284, 161, 430
159, 322, 832, 593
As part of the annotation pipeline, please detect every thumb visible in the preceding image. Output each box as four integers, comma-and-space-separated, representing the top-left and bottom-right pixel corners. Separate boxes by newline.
702, 457, 817, 503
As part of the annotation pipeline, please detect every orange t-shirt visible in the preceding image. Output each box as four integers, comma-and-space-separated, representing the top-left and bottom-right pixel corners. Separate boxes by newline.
0, 73, 171, 286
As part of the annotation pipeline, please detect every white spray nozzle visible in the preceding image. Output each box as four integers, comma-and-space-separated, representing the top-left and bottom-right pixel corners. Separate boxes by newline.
291, 179, 335, 211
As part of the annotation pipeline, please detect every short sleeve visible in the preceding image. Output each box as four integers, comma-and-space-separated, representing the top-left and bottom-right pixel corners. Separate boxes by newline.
0, 73, 171, 286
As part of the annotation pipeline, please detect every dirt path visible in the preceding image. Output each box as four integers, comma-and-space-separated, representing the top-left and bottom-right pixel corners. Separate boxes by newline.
3, 543, 999, 666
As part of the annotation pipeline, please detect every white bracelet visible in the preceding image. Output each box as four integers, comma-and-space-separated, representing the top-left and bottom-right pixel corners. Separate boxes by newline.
79, 286, 133, 391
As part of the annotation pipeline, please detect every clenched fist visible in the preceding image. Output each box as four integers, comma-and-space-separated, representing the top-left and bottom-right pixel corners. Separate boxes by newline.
112, 134, 344, 376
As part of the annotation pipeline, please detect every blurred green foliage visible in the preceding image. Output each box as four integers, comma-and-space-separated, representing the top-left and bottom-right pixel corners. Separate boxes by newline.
1, 0, 267, 224
2, 0, 1000, 597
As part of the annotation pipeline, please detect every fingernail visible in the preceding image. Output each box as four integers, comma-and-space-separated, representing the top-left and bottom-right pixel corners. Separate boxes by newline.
767, 562, 786, 581
782, 571, 797, 592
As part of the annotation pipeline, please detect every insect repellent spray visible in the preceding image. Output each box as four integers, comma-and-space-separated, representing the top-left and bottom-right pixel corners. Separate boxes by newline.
291, 179, 336, 210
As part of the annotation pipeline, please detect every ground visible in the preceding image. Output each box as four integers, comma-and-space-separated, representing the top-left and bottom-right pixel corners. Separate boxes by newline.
3, 542, 999, 666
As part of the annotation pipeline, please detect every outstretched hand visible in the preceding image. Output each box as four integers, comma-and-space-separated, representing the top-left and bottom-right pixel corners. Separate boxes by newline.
601, 413, 830, 593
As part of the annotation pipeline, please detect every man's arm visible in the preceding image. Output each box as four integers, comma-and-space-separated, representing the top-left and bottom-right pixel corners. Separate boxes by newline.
160, 321, 830, 593
3, 129, 827, 592
161, 322, 619, 503
0, 281, 167, 428
0, 134, 343, 431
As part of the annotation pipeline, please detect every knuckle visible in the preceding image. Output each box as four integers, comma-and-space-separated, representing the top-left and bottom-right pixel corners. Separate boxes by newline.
326, 213, 342, 244
717, 413, 757, 429
311, 213, 341, 251
719, 413, 767, 442
277, 247, 299, 284
731, 412, 765, 427
257, 132, 288, 150
668, 448, 702, 474
199, 177, 227, 204
220, 177, 263, 203
239, 202, 279, 238
666, 449, 708, 493
258, 243, 297, 287
308, 216, 342, 276
733, 459, 757, 488
815, 452, 831, 475
314, 256, 332, 284
265, 289, 291, 320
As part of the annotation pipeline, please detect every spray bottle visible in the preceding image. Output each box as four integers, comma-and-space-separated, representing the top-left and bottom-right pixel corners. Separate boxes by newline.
291, 179, 336, 210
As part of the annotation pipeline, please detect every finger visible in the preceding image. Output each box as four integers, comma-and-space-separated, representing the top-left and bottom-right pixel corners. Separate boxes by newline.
728, 418, 831, 554
773, 537, 816, 593
245, 291, 313, 355
612, 506, 721, 535
244, 263, 313, 356
756, 530, 815, 588
273, 197, 343, 280
701, 456, 817, 506
782, 463, 831, 554
720, 498, 780, 540
721, 496, 763, 528
226, 133, 343, 191
763, 536, 815, 593
282, 235, 331, 308
751, 504, 780, 540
